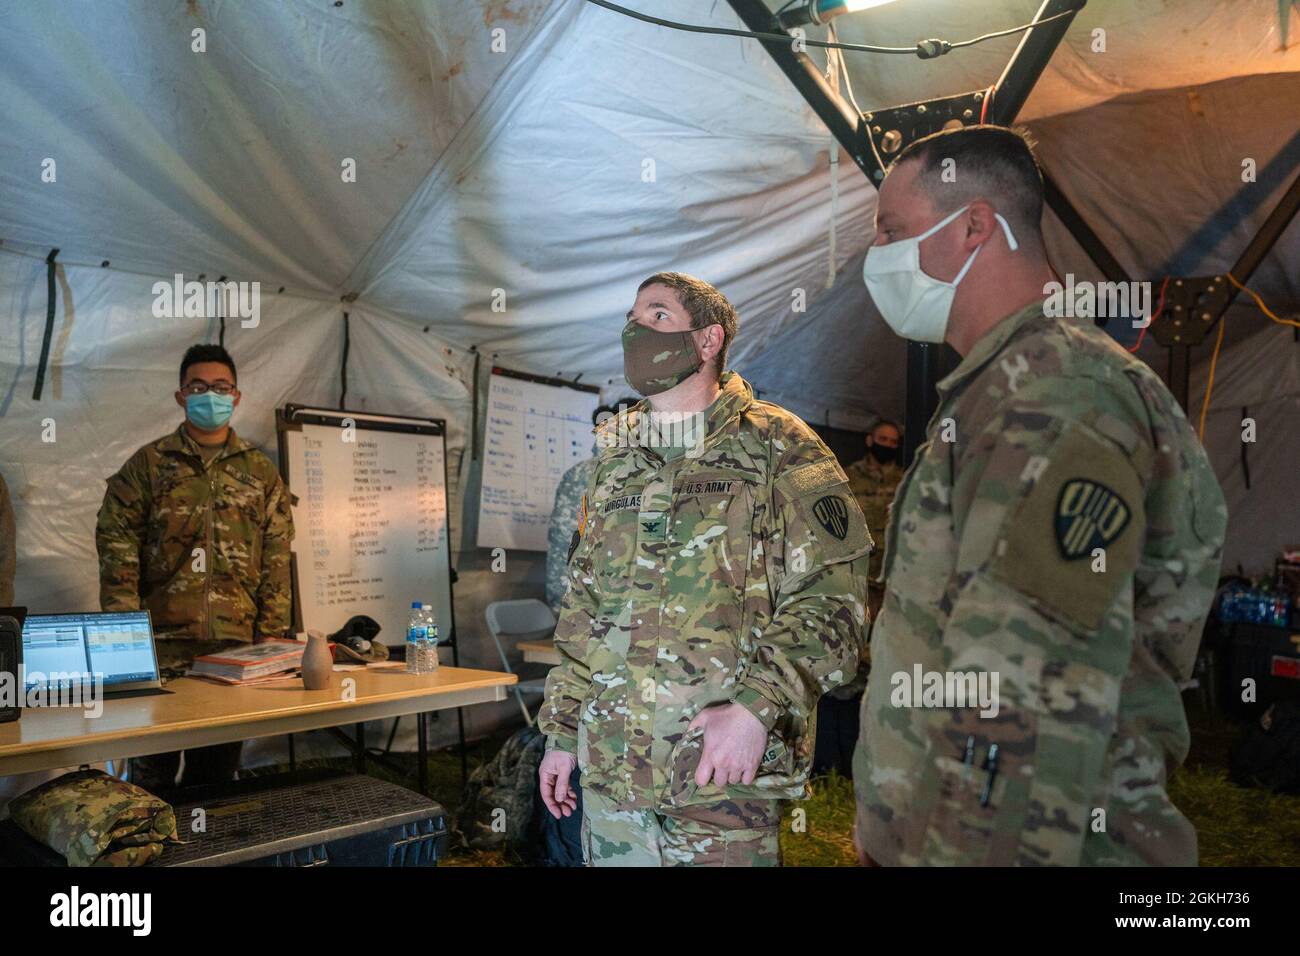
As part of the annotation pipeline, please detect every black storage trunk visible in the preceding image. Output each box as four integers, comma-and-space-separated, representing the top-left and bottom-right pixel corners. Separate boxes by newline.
1224, 622, 1300, 718
0, 769, 448, 867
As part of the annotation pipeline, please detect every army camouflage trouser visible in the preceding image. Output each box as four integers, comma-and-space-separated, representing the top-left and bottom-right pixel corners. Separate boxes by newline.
581, 790, 782, 867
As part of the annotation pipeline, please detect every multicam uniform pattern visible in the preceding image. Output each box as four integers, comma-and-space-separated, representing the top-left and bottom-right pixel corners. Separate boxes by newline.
8, 769, 179, 867
540, 372, 873, 865
845, 455, 903, 590
854, 300, 1227, 866
95, 425, 294, 648
833, 453, 903, 698
546, 453, 598, 613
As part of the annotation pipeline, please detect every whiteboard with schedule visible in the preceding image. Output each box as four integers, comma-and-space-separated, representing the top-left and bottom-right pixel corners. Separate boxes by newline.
277, 406, 454, 649
476, 367, 602, 552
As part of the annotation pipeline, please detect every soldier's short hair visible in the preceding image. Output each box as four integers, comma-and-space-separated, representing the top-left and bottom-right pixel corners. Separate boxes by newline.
872, 419, 902, 439
637, 272, 739, 376
889, 125, 1044, 242
180, 343, 237, 384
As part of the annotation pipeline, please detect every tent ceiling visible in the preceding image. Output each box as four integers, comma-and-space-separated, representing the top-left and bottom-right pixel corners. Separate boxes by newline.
0, 0, 1297, 423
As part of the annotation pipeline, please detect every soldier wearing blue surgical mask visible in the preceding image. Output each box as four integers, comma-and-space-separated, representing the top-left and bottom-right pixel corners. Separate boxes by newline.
96, 343, 294, 793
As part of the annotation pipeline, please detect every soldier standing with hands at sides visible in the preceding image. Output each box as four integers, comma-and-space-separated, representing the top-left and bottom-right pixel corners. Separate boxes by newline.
814, 418, 904, 777
538, 272, 872, 866
853, 125, 1226, 866
96, 344, 294, 792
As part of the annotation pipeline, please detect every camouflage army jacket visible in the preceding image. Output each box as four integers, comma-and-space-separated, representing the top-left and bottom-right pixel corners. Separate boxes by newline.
545, 453, 598, 613
846, 455, 902, 585
854, 300, 1226, 866
541, 372, 873, 810
95, 425, 294, 644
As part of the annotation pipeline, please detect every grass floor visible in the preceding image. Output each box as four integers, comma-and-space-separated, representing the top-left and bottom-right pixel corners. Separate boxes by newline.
260, 701, 1300, 867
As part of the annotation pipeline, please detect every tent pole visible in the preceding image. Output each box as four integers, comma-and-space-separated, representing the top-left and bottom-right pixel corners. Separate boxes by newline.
726, 0, 1084, 465
724, 0, 877, 181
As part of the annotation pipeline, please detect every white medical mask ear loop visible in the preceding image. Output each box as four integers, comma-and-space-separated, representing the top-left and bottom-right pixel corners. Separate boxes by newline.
940, 209, 1021, 285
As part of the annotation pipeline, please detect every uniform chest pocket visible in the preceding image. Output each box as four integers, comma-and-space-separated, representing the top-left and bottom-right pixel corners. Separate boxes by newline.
669, 478, 756, 593
217, 469, 267, 524
580, 503, 640, 599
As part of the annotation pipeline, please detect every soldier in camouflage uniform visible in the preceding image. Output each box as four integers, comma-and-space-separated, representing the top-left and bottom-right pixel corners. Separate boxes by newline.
854, 126, 1226, 866
538, 273, 872, 866
96, 344, 294, 792
815, 419, 904, 775
545, 401, 629, 613
845, 418, 903, 619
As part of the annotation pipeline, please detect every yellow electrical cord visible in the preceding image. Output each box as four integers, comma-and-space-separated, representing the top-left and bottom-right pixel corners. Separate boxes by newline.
1196, 273, 1299, 443
1224, 272, 1300, 329
1197, 317, 1226, 443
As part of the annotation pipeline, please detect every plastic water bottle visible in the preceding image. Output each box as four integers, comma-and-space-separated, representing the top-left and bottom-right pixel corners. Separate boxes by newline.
420, 602, 440, 673
406, 602, 426, 675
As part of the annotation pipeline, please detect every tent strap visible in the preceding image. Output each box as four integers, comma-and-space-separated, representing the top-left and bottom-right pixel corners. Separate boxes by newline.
339, 311, 351, 411
31, 248, 60, 401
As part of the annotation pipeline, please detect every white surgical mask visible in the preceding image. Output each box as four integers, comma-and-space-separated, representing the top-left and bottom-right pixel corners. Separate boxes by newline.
863, 204, 1018, 343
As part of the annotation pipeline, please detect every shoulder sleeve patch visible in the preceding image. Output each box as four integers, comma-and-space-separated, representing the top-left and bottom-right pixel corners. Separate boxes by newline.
776, 457, 873, 567
990, 423, 1145, 633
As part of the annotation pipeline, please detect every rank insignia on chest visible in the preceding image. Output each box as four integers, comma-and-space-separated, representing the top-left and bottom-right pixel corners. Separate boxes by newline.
639, 513, 667, 541
1055, 478, 1131, 560
813, 495, 849, 541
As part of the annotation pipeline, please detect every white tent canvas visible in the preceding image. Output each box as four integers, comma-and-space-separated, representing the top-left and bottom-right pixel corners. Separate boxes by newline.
2, 0, 1299, 756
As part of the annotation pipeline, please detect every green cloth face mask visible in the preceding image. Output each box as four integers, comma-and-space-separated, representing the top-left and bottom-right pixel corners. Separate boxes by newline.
621, 320, 707, 396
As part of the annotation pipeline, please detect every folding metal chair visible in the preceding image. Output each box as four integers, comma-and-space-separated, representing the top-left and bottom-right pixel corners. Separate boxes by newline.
485, 599, 557, 724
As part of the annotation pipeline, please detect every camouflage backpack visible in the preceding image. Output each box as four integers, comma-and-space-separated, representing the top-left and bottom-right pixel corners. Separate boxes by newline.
458, 726, 547, 862
8, 769, 181, 866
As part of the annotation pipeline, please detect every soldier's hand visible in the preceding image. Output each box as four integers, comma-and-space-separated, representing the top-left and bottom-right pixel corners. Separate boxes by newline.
690, 703, 766, 788
539, 750, 579, 819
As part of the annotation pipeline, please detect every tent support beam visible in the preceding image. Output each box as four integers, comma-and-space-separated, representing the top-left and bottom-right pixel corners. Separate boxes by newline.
725, 0, 1083, 462
723, 0, 876, 180
1042, 172, 1131, 292
1150, 167, 1300, 411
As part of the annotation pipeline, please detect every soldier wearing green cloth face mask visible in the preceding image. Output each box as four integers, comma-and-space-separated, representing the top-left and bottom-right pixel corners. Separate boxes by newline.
538, 272, 874, 866
95, 343, 294, 793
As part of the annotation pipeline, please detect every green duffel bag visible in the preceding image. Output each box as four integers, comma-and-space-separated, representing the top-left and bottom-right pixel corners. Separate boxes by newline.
8, 769, 180, 866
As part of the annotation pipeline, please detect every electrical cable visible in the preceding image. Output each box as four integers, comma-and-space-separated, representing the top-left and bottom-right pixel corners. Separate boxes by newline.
1193, 274, 1299, 444
1197, 314, 1226, 443
831, 33, 889, 177
1127, 276, 1167, 353
581, 0, 1077, 59
1225, 272, 1300, 329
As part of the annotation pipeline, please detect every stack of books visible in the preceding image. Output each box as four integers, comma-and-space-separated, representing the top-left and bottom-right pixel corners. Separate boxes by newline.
187, 639, 307, 685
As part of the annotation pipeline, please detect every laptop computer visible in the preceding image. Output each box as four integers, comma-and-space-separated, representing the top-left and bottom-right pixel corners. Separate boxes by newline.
21, 610, 165, 698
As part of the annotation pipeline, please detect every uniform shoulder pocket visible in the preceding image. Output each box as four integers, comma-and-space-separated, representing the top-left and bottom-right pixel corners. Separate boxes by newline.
776, 458, 873, 566
989, 422, 1144, 634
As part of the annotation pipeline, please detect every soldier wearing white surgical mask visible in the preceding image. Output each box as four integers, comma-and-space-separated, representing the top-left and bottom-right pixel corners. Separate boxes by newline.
853, 125, 1225, 868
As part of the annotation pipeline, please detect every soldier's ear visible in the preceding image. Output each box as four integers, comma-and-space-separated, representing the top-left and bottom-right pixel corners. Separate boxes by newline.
174, 389, 186, 409
695, 324, 722, 362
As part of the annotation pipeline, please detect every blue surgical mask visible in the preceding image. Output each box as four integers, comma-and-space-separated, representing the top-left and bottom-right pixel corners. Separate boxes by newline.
185, 392, 235, 430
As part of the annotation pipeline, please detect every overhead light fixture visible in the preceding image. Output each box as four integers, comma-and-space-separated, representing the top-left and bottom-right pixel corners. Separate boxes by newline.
777, 0, 902, 30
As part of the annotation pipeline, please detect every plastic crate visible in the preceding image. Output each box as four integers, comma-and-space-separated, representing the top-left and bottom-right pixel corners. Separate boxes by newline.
0, 769, 448, 867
